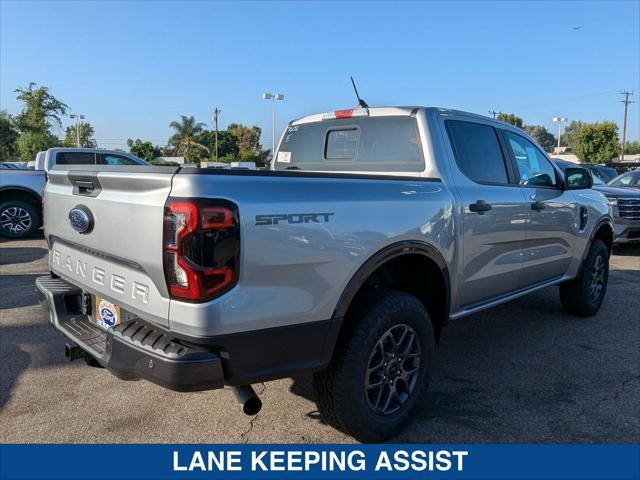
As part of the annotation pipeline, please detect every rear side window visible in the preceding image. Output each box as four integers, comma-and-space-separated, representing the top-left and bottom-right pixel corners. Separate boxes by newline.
446, 120, 509, 184
275, 116, 424, 172
56, 152, 97, 165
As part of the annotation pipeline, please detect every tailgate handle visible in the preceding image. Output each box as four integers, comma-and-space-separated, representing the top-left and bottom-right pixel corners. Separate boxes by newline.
76, 181, 95, 194
69, 173, 102, 197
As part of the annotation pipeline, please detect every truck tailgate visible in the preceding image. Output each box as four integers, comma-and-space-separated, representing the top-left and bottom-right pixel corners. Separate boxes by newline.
44, 165, 179, 327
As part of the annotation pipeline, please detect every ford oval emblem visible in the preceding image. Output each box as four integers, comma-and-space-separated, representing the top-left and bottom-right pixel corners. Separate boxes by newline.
68, 206, 93, 234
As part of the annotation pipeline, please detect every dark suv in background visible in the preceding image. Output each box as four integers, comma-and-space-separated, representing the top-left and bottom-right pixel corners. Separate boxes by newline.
580, 164, 619, 183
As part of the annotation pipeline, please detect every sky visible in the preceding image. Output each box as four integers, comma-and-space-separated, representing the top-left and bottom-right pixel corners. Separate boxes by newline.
1, 0, 639, 152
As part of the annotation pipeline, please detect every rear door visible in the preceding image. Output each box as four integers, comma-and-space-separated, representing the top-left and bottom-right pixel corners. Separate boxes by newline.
501, 130, 579, 286
44, 165, 179, 327
444, 118, 528, 308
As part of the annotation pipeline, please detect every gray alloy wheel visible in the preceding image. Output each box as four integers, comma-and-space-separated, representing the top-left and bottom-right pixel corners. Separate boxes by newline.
0, 205, 32, 234
365, 324, 421, 415
589, 254, 605, 302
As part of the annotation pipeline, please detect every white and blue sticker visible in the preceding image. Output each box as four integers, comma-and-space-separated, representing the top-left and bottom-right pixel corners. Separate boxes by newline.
97, 299, 119, 329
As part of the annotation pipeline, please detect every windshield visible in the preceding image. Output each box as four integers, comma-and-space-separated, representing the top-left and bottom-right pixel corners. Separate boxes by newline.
608, 171, 640, 187
274, 116, 424, 172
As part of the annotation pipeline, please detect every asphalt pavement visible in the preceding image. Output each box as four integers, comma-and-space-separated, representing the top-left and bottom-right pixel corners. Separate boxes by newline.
1, 233, 638, 443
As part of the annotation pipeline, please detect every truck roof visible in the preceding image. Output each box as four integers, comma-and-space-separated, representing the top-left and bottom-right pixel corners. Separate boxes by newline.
289, 106, 497, 126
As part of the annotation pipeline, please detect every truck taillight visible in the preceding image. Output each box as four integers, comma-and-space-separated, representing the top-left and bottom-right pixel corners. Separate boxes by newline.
163, 198, 240, 302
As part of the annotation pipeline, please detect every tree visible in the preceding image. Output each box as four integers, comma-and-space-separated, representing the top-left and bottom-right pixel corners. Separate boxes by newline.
64, 122, 97, 148
13, 82, 67, 160
496, 113, 523, 128
16, 131, 61, 162
624, 141, 640, 155
168, 115, 209, 162
522, 125, 557, 152
572, 121, 619, 164
14, 82, 68, 134
560, 120, 586, 151
0, 110, 19, 161
127, 139, 161, 162
228, 123, 263, 156
197, 130, 239, 161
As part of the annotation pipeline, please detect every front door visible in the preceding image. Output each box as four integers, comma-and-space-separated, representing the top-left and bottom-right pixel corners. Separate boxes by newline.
502, 130, 579, 287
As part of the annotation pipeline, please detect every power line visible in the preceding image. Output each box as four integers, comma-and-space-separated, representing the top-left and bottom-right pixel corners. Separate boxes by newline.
619, 90, 635, 161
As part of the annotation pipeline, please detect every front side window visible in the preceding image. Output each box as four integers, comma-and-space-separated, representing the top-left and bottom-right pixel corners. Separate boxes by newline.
504, 131, 558, 188
446, 120, 509, 184
101, 154, 139, 165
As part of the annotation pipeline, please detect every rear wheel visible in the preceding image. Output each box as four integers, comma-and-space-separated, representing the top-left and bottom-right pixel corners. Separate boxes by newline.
313, 289, 434, 442
0, 200, 40, 239
560, 239, 609, 316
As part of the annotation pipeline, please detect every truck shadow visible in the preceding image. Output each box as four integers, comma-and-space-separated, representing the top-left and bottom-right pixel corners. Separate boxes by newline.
612, 244, 640, 257
0, 247, 47, 266
0, 274, 41, 309
0, 230, 45, 244
0, 323, 68, 410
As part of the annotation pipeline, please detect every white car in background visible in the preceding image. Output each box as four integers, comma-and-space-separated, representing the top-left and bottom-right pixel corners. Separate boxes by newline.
0, 148, 148, 239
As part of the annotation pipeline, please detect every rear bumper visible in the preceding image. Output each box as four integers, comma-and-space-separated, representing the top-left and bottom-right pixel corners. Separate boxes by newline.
36, 275, 225, 392
36, 274, 342, 390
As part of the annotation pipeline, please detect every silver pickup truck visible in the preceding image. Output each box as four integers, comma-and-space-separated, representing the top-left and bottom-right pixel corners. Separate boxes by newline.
0, 148, 147, 239
37, 107, 613, 441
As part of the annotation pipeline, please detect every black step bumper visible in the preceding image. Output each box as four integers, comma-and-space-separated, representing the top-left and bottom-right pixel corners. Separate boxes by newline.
36, 275, 224, 392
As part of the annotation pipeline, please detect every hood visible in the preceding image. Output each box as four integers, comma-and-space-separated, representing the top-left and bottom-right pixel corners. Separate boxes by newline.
593, 185, 640, 198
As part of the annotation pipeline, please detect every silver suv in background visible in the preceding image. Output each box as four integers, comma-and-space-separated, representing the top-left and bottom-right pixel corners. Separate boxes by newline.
0, 148, 147, 239
38, 107, 613, 441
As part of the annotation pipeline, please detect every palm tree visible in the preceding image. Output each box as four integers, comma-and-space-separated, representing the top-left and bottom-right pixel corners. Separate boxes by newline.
168, 115, 209, 161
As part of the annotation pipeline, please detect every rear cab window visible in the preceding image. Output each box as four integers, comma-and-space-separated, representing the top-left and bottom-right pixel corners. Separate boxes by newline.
274, 116, 424, 172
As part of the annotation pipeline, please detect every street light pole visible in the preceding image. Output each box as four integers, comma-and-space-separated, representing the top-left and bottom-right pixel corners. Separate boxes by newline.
70, 114, 85, 148
262, 92, 284, 161
552, 117, 567, 158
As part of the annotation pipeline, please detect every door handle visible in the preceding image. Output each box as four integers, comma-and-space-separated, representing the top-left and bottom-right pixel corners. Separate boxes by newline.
531, 201, 546, 211
469, 200, 492, 214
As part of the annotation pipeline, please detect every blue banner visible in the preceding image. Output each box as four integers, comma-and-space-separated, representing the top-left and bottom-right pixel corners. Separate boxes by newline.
1, 444, 638, 480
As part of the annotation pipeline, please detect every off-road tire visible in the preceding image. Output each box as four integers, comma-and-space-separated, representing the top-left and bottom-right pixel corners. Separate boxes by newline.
559, 239, 609, 317
0, 200, 40, 239
313, 288, 435, 442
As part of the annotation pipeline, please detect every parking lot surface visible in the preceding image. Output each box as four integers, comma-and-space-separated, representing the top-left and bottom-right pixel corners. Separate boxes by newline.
1, 234, 638, 443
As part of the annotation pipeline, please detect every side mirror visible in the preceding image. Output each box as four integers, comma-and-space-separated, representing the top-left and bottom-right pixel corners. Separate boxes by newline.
564, 167, 593, 190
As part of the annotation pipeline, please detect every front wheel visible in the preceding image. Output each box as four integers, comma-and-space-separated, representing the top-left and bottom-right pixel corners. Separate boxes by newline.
559, 239, 609, 317
313, 289, 435, 442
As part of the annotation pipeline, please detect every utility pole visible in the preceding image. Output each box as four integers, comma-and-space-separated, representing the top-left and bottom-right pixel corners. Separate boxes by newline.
212, 107, 221, 161
488, 110, 500, 119
619, 90, 635, 161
